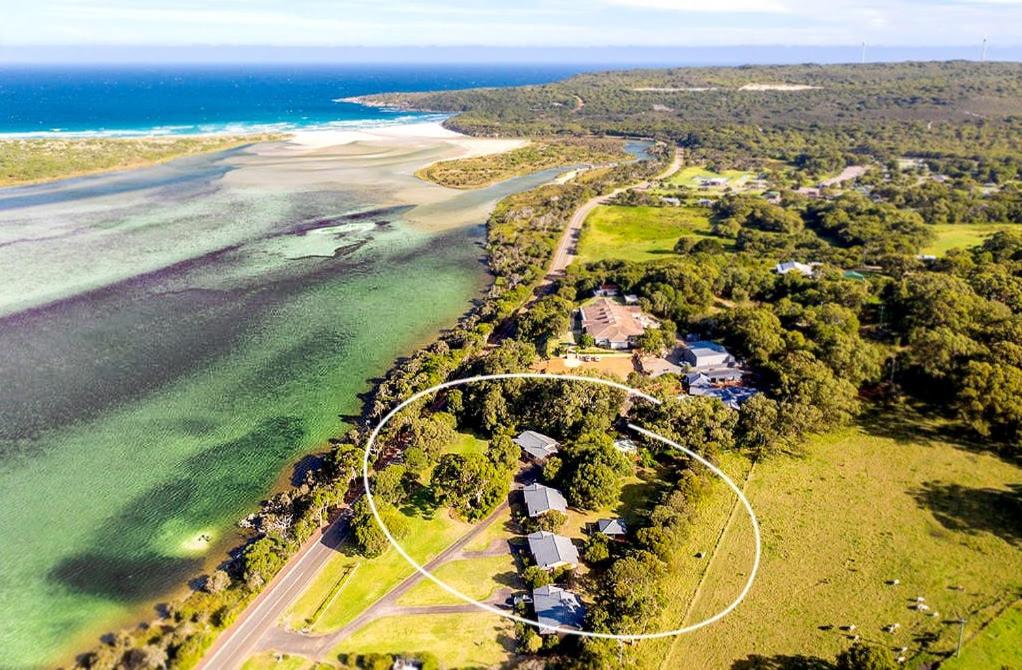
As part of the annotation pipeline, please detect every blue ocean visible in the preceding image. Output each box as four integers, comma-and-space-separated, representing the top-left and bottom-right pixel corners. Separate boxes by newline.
0, 64, 591, 136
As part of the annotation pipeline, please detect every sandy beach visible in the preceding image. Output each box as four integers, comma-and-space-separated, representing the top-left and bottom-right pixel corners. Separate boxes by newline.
229, 121, 533, 230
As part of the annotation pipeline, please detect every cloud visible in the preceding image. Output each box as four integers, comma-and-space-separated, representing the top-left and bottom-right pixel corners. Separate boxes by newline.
604, 0, 791, 12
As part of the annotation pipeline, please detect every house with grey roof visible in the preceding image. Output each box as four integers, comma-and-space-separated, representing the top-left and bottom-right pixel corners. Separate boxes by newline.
514, 430, 560, 462
596, 518, 627, 536
688, 384, 758, 410
522, 483, 568, 518
532, 584, 585, 635
527, 531, 579, 570
681, 341, 733, 369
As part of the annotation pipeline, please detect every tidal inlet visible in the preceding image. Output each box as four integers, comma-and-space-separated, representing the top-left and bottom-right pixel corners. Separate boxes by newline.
0, 125, 544, 667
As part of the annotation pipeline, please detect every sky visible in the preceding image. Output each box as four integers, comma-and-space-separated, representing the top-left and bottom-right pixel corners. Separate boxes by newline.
3, 0, 1021, 50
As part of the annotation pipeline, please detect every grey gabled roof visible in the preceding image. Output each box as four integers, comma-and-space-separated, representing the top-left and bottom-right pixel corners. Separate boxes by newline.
522, 483, 568, 518
532, 584, 585, 634
527, 531, 579, 569
596, 518, 627, 536
514, 430, 560, 460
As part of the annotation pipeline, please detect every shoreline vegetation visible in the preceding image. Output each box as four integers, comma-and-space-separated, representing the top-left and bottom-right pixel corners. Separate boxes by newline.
0, 134, 287, 186
55, 61, 1022, 669
415, 137, 629, 189
63, 118, 670, 668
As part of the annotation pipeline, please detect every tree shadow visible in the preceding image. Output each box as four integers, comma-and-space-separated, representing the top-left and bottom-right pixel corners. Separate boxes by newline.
910, 481, 1022, 546
731, 654, 835, 670
493, 570, 523, 588
859, 402, 1012, 460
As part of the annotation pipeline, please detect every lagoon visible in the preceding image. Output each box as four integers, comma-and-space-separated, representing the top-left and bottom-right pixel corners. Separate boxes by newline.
0, 126, 558, 667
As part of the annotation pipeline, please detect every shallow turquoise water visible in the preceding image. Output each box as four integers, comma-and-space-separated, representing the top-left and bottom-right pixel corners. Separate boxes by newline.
0, 144, 534, 667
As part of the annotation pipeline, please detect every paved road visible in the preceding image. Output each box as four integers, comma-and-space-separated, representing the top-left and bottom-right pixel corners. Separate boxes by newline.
546, 149, 682, 285
254, 499, 512, 661
195, 519, 348, 670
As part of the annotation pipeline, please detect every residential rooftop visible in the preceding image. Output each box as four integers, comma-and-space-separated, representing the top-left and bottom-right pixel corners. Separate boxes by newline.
533, 584, 585, 635
522, 483, 568, 518
527, 531, 580, 570
513, 430, 559, 461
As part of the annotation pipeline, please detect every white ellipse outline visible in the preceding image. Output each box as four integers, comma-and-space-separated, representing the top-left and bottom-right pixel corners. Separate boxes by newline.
361, 372, 761, 640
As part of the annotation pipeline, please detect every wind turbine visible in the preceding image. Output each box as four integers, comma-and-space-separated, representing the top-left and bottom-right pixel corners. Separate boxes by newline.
860, 41, 867, 64
981, 37, 988, 62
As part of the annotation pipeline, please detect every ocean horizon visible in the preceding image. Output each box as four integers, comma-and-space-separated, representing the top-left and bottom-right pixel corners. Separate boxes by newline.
0, 64, 597, 138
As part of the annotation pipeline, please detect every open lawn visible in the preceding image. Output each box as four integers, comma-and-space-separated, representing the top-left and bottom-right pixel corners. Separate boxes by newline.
396, 553, 517, 606
446, 432, 489, 457
666, 165, 756, 190
281, 511, 470, 633
941, 601, 1022, 670
241, 653, 335, 670
650, 405, 1022, 670
331, 612, 514, 668
921, 223, 1022, 256
577, 204, 718, 264
636, 452, 756, 667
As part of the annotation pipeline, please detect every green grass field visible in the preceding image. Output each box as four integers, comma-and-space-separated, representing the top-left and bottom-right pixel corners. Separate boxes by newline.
922, 223, 1022, 256
941, 601, 1022, 670
396, 553, 517, 606
241, 653, 335, 670
332, 612, 514, 668
653, 406, 1022, 670
281, 511, 470, 633
666, 166, 756, 189
577, 204, 718, 264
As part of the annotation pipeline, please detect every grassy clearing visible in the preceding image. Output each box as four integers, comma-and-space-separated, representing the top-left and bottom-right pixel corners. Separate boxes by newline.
652, 406, 1022, 669
941, 601, 1022, 670
0, 135, 283, 186
396, 553, 518, 606
921, 223, 1022, 256
446, 432, 489, 457
666, 165, 755, 189
577, 204, 718, 264
240, 652, 335, 670
636, 452, 755, 667
281, 511, 470, 633
332, 612, 514, 668
417, 137, 628, 189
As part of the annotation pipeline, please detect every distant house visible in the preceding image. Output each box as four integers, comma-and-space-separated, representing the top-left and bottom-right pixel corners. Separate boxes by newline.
596, 518, 628, 537
699, 177, 728, 187
684, 366, 744, 385
593, 283, 620, 297
579, 297, 655, 350
614, 438, 638, 455
796, 186, 822, 199
533, 584, 585, 635
681, 341, 733, 369
696, 198, 714, 206
640, 356, 683, 378
688, 384, 758, 410
392, 660, 423, 670
763, 190, 782, 204
527, 531, 580, 570
660, 196, 681, 206
522, 483, 568, 518
623, 294, 640, 305
774, 261, 815, 277
514, 430, 560, 462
